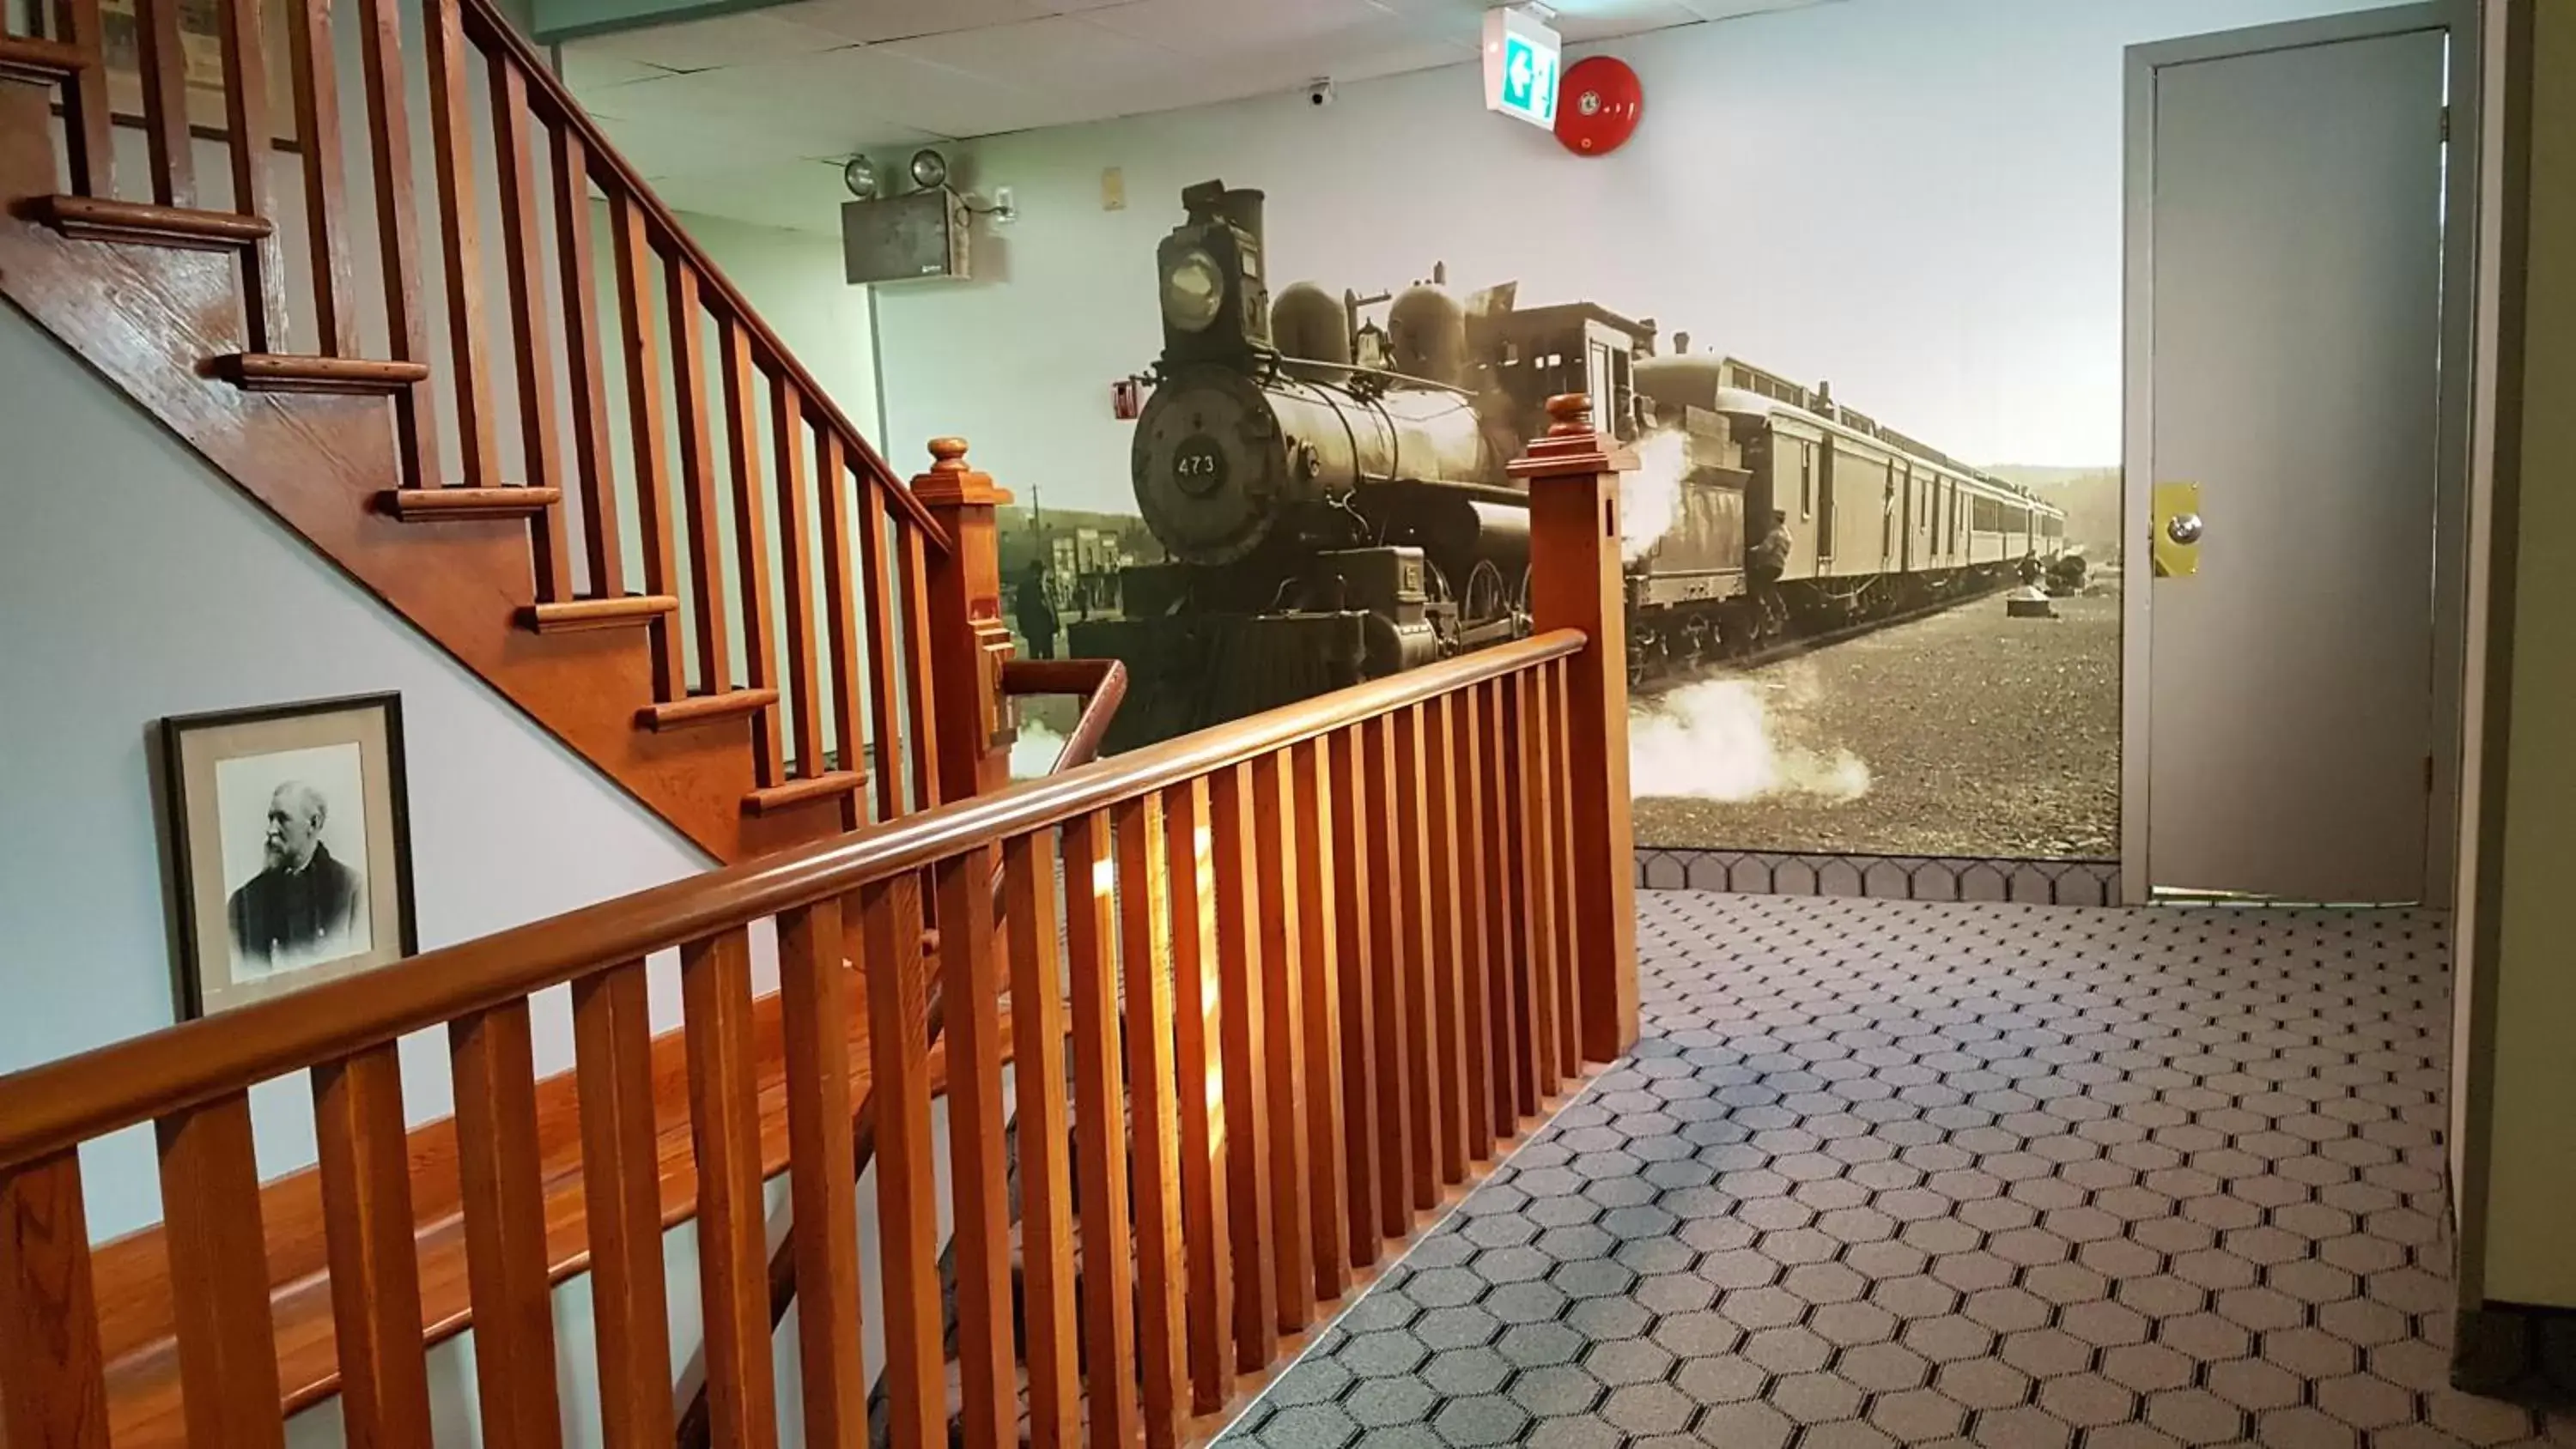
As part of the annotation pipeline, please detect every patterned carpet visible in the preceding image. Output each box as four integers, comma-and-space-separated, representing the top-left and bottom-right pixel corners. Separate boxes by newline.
1218, 892, 2572, 1449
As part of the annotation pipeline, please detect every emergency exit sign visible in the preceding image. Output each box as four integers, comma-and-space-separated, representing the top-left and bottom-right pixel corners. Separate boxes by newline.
1484, 6, 1561, 130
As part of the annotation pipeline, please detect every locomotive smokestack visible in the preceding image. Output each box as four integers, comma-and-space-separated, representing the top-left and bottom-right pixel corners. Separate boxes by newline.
1179, 179, 1265, 244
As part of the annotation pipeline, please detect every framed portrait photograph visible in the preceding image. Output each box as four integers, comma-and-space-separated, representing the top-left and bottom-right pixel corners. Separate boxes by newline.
161, 693, 416, 1017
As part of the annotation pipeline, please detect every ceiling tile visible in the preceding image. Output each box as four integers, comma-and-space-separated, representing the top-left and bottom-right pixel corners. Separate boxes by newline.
876, 12, 1185, 96
766, 0, 1060, 44
1679, 0, 1821, 18
1544, 0, 1704, 43
1080, 0, 1401, 57
566, 9, 854, 70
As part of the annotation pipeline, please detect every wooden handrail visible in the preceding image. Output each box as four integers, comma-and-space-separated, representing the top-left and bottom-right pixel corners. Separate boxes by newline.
448, 0, 945, 550
1005, 657, 1130, 773
0, 632, 1581, 1175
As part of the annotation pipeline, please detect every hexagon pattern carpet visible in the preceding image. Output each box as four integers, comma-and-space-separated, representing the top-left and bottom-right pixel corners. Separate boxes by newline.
1217, 892, 2573, 1449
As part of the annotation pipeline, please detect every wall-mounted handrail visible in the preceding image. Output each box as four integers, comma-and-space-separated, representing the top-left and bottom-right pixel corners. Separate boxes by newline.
0, 632, 1582, 1176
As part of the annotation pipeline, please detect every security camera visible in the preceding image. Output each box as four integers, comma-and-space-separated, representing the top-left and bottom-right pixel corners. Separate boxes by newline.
1307, 77, 1335, 108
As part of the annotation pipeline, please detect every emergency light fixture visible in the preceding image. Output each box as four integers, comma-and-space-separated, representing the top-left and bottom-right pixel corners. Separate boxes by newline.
1483, 4, 1561, 130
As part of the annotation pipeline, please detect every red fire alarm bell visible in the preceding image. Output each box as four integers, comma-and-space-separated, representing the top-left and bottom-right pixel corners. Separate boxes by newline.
1555, 57, 1643, 157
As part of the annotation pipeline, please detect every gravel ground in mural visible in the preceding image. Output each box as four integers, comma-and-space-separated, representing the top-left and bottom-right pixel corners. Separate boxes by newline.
1632, 590, 2121, 858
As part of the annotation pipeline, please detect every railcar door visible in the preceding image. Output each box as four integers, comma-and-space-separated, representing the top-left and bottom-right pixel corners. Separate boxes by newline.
2125, 7, 2470, 904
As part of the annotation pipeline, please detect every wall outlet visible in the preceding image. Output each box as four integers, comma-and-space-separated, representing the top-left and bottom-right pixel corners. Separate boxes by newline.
993, 185, 1018, 224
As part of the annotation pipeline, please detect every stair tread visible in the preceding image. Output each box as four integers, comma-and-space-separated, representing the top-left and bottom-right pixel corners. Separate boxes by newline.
28, 195, 271, 251
0, 34, 89, 83
520, 595, 680, 634
741, 769, 867, 816
216, 353, 430, 395
380, 486, 563, 520
639, 688, 779, 731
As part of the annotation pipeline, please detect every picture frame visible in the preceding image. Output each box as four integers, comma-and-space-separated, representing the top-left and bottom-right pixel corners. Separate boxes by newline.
161, 692, 416, 1019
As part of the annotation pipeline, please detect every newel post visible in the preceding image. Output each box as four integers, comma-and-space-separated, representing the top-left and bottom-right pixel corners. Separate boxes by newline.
1510, 393, 1639, 1062
912, 439, 1016, 803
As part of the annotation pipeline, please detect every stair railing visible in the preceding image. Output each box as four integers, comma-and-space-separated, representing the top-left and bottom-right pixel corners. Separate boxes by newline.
0, 0, 958, 844
0, 394, 1643, 1449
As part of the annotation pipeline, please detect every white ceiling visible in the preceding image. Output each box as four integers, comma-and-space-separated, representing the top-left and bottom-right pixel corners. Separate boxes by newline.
562, 0, 1827, 233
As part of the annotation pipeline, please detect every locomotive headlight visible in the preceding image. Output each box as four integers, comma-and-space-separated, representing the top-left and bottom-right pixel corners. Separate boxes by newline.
1162, 248, 1226, 333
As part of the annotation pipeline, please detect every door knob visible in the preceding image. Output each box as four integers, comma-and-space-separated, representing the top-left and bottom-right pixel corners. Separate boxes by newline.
2166, 512, 2204, 545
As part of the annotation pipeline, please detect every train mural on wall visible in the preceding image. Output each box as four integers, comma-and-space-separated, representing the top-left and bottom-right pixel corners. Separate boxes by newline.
1070, 180, 2068, 749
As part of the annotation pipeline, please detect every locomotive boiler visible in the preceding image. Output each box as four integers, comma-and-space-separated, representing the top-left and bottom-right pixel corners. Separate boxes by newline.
1071, 179, 2065, 750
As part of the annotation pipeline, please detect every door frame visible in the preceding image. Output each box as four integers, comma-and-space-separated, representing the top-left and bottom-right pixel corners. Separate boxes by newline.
2121, 2, 2482, 905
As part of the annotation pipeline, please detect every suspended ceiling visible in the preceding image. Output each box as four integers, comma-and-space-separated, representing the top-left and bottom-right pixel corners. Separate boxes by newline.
561, 0, 1828, 232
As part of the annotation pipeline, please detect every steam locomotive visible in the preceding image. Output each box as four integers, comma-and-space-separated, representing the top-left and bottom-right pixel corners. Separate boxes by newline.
1069, 180, 2067, 749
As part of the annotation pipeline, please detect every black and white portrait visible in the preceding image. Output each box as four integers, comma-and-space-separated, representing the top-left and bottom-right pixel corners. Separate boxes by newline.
163, 694, 416, 1016
215, 743, 372, 975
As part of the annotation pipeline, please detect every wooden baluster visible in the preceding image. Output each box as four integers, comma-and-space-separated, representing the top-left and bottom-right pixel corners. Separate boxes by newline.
939, 847, 1016, 1449
775, 387, 829, 785
778, 904, 866, 1448
55, 0, 110, 198
313, 1045, 434, 1449
1450, 692, 1498, 1163
1358, 712, 1415, 1237
490, 56, 570, 599
1390, 706, 1444, 1208
1162, 779, 1235, 1414
0, 1150, 107, 1448
158, 1093, 288, 1448
1004, 830, 1082, 1449
1206, 761, 1275, 1369
612, 195, 685, 698
1293, 738, 1352, 1302
666, 267, 731, 698
449, 1000, 563, 1448
897, 526, 943, 808
549, 125, 625, 600
359, 0, 440, 489
423, 0, 501, 486
285, 0, 355, 356
1063, 812, 1139, 1449
815, 435, 871, 822
1546, 661, 1585, 1070
1115, 795, 1189, 1449
859, 871, 945, 1449
1327, 725, 1384, 1267
1250, 751, 1313, 1332
1518, 670, 1565, 1097
721, 318, 785, 785
1421, 696, 1475, 1181
216, 0, 288, 353
854, 481, 907, 822
684, 927, 781, 1448
1481, 682, 1538, 1125
133, 0, 191, 205
569, 962, 676, 1449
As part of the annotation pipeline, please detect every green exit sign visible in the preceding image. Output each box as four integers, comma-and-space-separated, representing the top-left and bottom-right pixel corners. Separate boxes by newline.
1484, 7, 1561, 130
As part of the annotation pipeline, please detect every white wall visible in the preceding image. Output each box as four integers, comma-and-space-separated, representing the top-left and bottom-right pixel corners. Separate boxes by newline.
872, 0, 2410, 518
675, 204, 883, 449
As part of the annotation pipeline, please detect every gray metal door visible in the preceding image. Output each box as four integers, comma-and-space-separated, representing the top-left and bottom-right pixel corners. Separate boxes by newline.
2128, 15, 2457, 903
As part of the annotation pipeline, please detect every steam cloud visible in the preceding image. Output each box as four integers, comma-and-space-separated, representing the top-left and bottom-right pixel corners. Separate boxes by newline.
1619, 429, 1691, 563
1629, 675, 1870, 803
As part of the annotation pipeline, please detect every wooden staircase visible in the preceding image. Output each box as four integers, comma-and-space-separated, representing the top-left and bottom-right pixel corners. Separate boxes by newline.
0, 0, 953, 861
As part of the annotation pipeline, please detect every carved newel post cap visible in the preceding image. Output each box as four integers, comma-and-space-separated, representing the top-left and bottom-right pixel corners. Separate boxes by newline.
1509, 392, 1634, 479
1545, 393, 1595, 437
911, 435, 1012, 507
